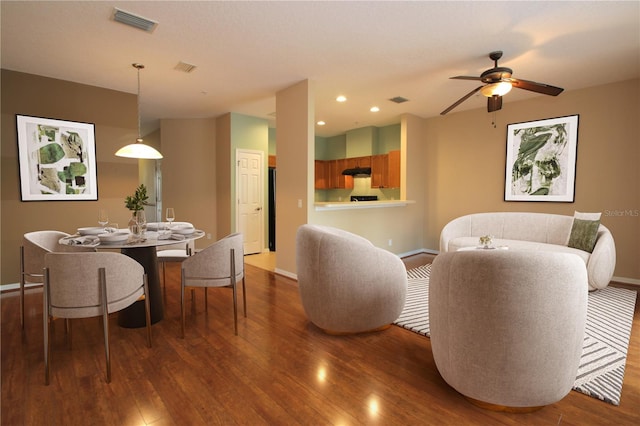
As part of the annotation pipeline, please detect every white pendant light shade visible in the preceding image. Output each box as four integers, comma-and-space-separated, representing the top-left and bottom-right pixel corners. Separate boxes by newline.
115, 63, 163, 159
115, 139, 163, 159
480, 81, 512, 97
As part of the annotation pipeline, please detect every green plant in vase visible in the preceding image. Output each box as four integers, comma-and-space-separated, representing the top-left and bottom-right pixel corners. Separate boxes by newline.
125, 184, 149, 237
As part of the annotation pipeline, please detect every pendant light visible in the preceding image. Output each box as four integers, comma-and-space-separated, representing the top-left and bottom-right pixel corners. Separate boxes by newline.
115, 63, 163, 159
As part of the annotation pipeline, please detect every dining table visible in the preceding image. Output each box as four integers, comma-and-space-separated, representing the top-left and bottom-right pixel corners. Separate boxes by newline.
59, 224, 205, 328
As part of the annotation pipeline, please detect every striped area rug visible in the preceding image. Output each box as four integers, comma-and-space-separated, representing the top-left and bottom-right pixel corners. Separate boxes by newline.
393, 264, 637, 406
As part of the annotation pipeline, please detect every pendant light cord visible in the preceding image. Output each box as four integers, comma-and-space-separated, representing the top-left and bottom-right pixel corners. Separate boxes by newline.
133, 63, 144, 141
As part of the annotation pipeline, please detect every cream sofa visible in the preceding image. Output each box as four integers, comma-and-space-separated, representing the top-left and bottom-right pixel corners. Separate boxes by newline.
439, 212, 616, 291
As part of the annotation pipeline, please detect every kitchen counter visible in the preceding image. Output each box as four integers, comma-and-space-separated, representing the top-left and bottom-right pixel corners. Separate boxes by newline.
314, 200, 415, 211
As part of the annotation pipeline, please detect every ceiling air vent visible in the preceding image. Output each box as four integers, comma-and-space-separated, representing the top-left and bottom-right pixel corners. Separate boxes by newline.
175, 62, 197, 73
113, 8, 158, 33
389, 96, 409, 104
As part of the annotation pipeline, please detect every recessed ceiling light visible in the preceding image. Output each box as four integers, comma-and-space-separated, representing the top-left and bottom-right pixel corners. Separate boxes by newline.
370, 106, 380, 112
317, 121, 326, 126
336, 95, 347, 102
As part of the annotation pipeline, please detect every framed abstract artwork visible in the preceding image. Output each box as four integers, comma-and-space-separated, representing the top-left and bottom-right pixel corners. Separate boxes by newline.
504, 115, 579, 202
16, 114, 98, 201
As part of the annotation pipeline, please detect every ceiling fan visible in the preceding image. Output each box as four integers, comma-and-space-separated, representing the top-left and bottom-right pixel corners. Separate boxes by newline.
440, 51, 564, 115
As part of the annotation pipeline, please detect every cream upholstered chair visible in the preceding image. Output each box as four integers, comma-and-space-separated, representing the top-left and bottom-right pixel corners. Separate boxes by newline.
429, 250, 588, 412
295, 224, 407, 334
43, 252, 152, 384
157, 240, 194, 300
20, 230, 94, 328
180, 233, 246, 337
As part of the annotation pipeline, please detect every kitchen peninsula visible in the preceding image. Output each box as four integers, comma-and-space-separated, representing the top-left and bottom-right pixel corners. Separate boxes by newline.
314, 199, 414, 211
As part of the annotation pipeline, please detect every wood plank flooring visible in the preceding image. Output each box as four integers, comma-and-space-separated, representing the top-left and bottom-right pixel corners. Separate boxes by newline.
2, 255, 639, 425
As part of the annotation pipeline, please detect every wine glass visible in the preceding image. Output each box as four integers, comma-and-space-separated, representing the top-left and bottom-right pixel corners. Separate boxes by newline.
98, 209, 109, 230
165, 208, 175, 229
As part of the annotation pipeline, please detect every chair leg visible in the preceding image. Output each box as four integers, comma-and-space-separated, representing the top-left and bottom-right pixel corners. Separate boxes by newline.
143, 275, 152, 348
20, 246, 25, 329
242, 277, 247, 317
231, 249, 237, 335
232, 280, 238, 335
99, 268, 111, 383
43, 271, 50, 385
161, 261, 166, 305
181, 269, 186, 339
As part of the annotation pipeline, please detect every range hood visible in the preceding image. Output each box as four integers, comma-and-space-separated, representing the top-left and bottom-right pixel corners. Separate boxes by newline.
341, 167, 371, 177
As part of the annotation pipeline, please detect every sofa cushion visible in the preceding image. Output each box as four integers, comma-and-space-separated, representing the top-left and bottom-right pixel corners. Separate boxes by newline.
567, 211, 601, 253
448, 237, 590, 264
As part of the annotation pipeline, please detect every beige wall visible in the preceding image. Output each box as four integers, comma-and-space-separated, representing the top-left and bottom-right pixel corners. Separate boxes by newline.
160, 118, 217, 249
423, 78, 639, 281
1, 70, 140, 284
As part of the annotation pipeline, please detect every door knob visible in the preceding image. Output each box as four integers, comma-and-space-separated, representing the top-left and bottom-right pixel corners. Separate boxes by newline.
255, 207, 262, 211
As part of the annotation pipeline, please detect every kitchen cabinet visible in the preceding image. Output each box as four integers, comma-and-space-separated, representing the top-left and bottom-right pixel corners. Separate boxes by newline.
329, 159, 353, 189
371, 150, 400, 188
268, 155, 276, 168
314, 160, 330, 189
388, 150, 400, 188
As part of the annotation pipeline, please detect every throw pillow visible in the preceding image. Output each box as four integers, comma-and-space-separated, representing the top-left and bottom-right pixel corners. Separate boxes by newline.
567, 211, 601, 253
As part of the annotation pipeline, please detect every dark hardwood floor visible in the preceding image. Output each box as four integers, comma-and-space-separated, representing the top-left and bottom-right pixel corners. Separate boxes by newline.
2, 254, 639, 425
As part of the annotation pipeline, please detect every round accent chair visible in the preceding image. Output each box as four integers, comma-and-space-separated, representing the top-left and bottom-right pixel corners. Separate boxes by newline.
296, 224, 407, 334
429, 250, 588, 412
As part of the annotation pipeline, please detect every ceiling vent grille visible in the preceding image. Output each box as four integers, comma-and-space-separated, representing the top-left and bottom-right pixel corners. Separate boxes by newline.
113, 8, 158, 33
389, 96, 409, 104
175, 62, 197, 73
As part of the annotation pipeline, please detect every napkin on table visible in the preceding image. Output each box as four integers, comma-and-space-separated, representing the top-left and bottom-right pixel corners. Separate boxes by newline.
68, 236, 100, 246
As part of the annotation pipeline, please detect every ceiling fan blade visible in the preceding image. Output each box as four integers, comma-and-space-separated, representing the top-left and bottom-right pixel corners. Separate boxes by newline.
450, 76, 483, 81
510, 78, 564, 96
440, 86, 484, 115
487, 95, 502, 112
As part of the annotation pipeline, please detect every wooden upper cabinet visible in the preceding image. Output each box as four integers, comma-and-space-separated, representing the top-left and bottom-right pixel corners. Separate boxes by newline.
371, 150, 400, 188
314, 160, 329, 189
370, 154, 388, 188
268, 155, 276, 168
387, 150, 400, 188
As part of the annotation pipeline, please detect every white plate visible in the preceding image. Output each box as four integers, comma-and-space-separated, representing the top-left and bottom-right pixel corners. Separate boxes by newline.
98, 231, 130, 243
172, 226, 195, 235
78, 227, 105, 236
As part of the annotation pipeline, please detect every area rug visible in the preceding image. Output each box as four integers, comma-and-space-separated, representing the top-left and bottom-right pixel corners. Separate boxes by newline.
393, 264, 638, 406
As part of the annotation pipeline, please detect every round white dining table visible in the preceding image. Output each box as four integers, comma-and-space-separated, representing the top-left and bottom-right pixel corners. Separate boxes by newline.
59, 229, 205, 328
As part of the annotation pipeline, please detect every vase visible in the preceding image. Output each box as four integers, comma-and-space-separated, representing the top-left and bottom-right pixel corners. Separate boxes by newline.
128, 212, 141, 237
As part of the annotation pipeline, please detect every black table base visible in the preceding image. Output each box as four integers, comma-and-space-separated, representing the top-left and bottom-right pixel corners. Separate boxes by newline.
118, 246, 164, 328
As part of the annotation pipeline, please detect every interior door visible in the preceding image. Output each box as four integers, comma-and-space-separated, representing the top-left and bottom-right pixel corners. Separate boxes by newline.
236, 149, 264, 255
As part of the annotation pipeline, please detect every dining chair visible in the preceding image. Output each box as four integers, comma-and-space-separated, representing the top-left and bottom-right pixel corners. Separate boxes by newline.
43, 252, 152, 384
20, 230, 94, 329
180, 233, 246, 337
157, 240, 194, 301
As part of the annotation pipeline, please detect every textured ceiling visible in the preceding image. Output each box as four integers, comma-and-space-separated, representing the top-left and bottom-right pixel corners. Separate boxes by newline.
2, 1, 639, 137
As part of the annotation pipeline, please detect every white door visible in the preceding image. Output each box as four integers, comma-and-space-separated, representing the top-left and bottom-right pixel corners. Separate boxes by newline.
236, 149, 264, 254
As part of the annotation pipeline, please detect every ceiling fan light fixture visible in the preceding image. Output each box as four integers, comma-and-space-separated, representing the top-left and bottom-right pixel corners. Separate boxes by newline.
115, 63, 163, 159
480, 81, 512, 97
